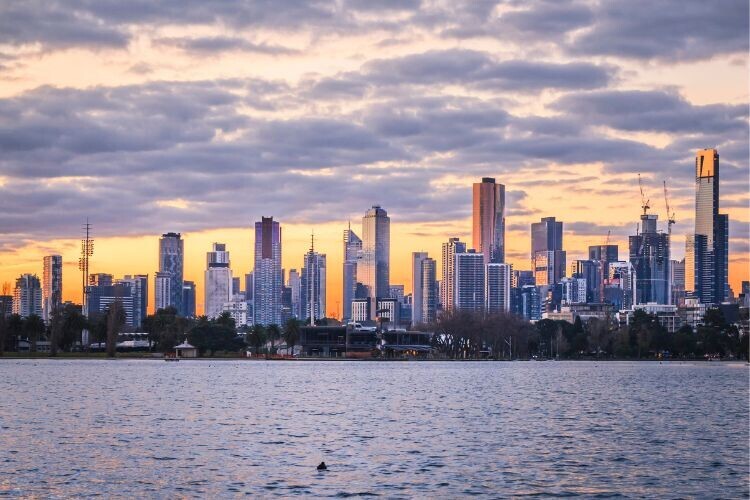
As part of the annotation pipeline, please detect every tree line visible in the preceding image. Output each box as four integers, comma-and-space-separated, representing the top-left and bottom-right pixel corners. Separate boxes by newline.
429, 307, 748, 360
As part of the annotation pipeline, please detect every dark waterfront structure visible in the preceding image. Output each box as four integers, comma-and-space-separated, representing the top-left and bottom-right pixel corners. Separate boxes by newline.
157, 232, 184, 314
298, 326, 432, 358
629, 214, 669, 305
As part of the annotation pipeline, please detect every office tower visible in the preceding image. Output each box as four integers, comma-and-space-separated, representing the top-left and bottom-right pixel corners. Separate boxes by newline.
361, 206, 390, 305
389, 285, 405, 302
589, 244, 618, 302
512, 270, 535, 288
531, 217, 566, 286
411, 252, 428, 325
607, 261, 635, 310
473, 177, 506, 264
288, 269, 301, 319
301, 250, 326, 322
157, 232, 184, 314
42, 255, 62, 322
89, 273, 113, 287
254, 217, 282, 325
559, 277, 587, 305
441, 237, 467, 312
280, 285, 293, 325
155, 272, 171, 311
86, 279, 136, 329
629, 214, 670, 304
342, 226, 363, 322
376, 297, 399, 327
486, 263, 512, 314
118, 275, 148, 328
570, 260, 601, 303
12, 274, 43, 318
421, 258, 437, 324
454, 251, 485, 311
671, 259, 686, 304
232, 277, 241, 296
514, 285, 540, 321
182, 281, 196, 318
691, 148, 729, 304
204, 243, 232, 319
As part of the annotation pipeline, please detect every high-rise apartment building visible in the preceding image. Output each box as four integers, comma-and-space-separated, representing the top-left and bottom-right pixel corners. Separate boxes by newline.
688, 148, 729, 304
588, 244, 618, 302
204, 243, 232, 319
253, 217, 282, 325
411, 252, 429, 325
42, 255, 62, 322
629, 214, 670, 304
182, 281, 196, 318
157, 232, 184, 314
421, 257, 437, 324
155, 272, 171, 311
12, 274, 43, 318
118, 274, 148, 328
486, 263, 512, 314
301, 250, 326, 323
531, 217, 566, 286
473, 177, 506, 264
441, 237, 466, 312
361, 206, 390, 307
454, 251, 485, 311
342, 226, 362, 322
288, 269, 301, 319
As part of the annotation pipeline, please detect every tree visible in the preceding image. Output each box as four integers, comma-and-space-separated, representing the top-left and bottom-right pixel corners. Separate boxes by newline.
142, 307, 190, 352
187, 313, 239, 356
7, 314, 23, 352
283, 318, 301, 355
0, 313, 6, 356
267, 324, 281, 355
24, 314, 45, 354
246, 324, 267, 356
105, 301, 126, 357
48, 306, 63, 357
61, 304, 87, 351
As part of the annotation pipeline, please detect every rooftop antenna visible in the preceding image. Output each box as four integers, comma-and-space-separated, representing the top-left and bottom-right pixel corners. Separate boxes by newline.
638, 174, 650, 216
78, 218, 94, 316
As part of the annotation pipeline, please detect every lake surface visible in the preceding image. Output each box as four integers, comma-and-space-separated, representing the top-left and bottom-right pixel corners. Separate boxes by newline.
0, 360, 747, 498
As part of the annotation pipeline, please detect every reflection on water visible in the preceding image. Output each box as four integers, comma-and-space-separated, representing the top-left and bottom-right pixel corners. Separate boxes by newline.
0, 360, 747, 497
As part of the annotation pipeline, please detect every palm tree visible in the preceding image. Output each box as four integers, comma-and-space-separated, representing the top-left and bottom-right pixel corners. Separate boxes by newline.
24, 314, 45, 354
283, 318, 301, 356
267, 324, 281, 356
246, 324, 267, 356
105, 301, 126, 358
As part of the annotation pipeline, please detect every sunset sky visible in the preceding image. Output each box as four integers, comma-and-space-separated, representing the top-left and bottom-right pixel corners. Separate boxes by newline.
0, 0, 747, 316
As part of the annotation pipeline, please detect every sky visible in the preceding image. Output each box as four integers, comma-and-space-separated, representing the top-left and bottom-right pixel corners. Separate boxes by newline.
0, 0, 748, 317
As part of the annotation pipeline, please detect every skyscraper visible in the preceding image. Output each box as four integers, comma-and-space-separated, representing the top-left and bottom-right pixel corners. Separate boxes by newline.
155, 272, 171, 311
454, 251, 485, 311
342, 226, 362, 322
204, 243, 232, 319
486, 263, 512, 313
288, 269, 301, 319
361, 206, 390, 308
182, 281, 196, 318
420, 257, 437, 324
157, 232, 184, 314
531, 217, 566, 286
629, 214, 670, 304
411, 251, 428, 325
118, 274, 148, 328
254, 217, 282, 325
301, 249, 326, 323
42, 255, 62, 322
690, 148, 729, 304
472, 177, 506, 264
441, 237, 466, 312
588, 245, 618, 303
12, 274, 42, 318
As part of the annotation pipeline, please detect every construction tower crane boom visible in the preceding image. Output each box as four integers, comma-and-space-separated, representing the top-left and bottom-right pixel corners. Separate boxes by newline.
638, 173, 650, 216
663, 180, 676, 233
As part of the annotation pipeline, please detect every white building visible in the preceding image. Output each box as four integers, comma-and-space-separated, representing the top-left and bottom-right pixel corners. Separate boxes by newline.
13, 274, 43, 318
411, 252, 428, 325
302, 250, 326, 322
155, 272, 172, 311
205, 243, 232, 319
486, 263, 512, 313
455, 251, 484, 312
42, 255, 62, 322
560, 277, 587, 305
441, 238, 466, 312
222, 295, 249, 327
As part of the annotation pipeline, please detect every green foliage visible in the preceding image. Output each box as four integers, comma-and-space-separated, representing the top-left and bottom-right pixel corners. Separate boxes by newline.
283, 318, 301, 355
142, 307, 191, 351
246, 324, 267, 355
187, 314, 241, 356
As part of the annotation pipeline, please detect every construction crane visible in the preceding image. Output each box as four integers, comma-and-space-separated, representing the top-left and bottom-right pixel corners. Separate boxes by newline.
663, 180, 676, 235
638, 173, 650, 216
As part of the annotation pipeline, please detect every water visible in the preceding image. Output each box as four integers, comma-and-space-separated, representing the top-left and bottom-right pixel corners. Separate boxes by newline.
0, 360, 747, 498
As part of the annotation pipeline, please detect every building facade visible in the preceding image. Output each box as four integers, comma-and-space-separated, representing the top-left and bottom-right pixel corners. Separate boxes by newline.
204, 243, 232, 319
42, 255, 62, 322
301, 250, 326, 323
454, 251, 485, 311
421, 257, 437, 324
342, 227, 362, 322
629, 214, 670, 305
411, 252, 428, 325
157, 232, 184, 314
441, 237, 466, 312
361, 206, 390, 306
472, 177, 506, 264
531, 217, 565, 286
12, 274, 43, 318
254, 217, 283, 325
486, 263, 512, 314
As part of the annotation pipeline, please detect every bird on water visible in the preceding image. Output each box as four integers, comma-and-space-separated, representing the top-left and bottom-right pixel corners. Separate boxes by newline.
317, 462, 327, 470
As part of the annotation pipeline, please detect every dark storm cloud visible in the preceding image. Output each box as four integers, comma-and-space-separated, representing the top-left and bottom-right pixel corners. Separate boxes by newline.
154, 36, 298, 55
555, 90, 748, 134
570, 0, 750, 61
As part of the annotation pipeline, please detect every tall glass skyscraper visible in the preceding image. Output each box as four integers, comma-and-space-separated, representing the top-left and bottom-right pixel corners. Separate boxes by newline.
629, 214, 670, 304
361, 206, 390, 305
411, 251, 428, 325
301, 250, 326, 323
441, 237, 466, 312
472, 177, 506, 264
342, 226, 362, 322
420, 257, 437, 324
531, 217, 565, 286
253, 217, 282, 325
204, 243, 231, 319
157, 232, 184, 314
42, 255, 62, 322
688, 148, 729, 304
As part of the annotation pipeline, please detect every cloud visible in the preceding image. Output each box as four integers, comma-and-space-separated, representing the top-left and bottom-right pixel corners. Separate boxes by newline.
153, 36, 298, 55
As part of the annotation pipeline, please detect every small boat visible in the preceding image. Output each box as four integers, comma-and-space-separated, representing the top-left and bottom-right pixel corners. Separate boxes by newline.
164, 357, 179, 362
